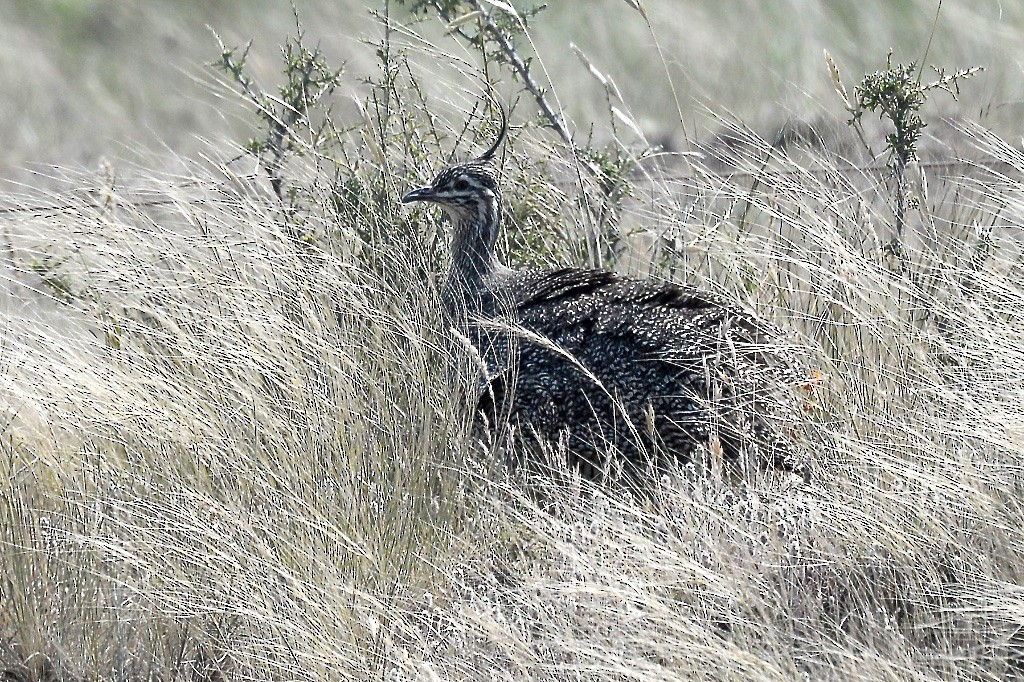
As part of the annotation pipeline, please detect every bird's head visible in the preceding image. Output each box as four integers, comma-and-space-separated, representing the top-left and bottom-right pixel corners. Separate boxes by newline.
402, 106, 508, 228
401, 161, 501, 222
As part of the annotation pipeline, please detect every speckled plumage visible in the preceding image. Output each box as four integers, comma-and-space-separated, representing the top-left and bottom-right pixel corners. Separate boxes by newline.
403, 118, 806, 481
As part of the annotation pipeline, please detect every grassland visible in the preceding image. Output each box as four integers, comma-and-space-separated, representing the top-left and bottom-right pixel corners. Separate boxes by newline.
3, 1, 1024, 680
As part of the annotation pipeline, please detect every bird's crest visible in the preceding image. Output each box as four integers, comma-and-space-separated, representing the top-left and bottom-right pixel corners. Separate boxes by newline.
471, 100, 508, 164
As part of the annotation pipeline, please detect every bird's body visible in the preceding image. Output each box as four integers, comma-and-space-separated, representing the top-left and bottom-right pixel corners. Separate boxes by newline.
403, 115, 806, 481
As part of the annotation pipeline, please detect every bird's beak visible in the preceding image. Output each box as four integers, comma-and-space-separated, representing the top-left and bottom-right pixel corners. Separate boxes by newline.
401, 186, 434, 204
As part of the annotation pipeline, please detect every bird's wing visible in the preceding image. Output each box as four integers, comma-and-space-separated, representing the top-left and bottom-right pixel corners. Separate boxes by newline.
474, 267, 805, 421
507, 267, 785, 358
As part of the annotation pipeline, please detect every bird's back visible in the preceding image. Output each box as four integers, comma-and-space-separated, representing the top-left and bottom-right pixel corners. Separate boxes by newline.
474, 267, 807, 479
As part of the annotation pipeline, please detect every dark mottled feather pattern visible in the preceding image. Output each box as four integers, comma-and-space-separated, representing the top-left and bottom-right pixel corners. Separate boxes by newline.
476, 267, 804, 476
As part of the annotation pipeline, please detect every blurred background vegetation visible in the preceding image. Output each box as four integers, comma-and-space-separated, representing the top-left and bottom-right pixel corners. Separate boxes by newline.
1, 0, 1022, 182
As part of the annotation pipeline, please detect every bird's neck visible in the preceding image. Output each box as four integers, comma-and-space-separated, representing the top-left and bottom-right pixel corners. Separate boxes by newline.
444, 200, 502, 318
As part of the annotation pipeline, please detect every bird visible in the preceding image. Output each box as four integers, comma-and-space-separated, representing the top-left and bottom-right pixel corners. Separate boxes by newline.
402, 109, 809, 483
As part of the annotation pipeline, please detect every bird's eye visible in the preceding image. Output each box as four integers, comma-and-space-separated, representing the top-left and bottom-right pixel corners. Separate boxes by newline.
453, 179, 470, 191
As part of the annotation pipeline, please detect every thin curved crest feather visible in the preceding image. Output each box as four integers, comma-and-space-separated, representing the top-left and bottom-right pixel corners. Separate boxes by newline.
472, 101, 508, 163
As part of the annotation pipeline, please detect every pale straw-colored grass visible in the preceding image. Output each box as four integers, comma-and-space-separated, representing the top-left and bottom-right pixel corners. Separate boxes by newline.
3, 3, 1024, 681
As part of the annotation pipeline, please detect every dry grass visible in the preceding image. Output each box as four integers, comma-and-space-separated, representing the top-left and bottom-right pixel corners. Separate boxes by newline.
3, 2, 1024, 680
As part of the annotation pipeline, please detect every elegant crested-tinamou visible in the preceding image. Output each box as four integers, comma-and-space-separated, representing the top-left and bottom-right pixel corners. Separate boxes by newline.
403, 108, 808, 483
